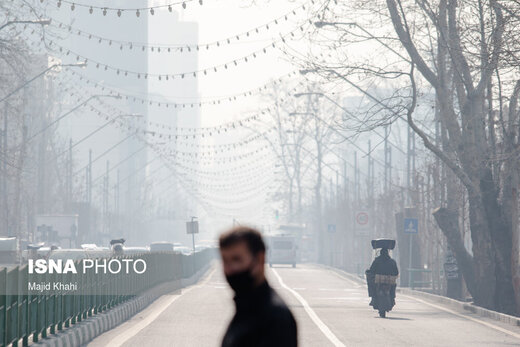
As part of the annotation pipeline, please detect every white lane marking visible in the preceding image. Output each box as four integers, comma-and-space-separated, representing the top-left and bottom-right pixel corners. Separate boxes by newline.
105, 268, 216, 347
329, 271, 364, 287
401, 294, 520, 340
271, 268, 346, 347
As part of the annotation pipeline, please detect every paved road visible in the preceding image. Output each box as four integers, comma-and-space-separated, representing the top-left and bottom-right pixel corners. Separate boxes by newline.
88, 263, 520, 347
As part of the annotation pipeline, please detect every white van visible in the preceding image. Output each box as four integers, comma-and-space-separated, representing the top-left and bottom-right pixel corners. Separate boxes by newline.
267, 235, 297, 268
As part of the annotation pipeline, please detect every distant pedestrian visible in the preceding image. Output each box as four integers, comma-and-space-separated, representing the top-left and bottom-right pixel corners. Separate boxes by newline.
219, 226, 297, 347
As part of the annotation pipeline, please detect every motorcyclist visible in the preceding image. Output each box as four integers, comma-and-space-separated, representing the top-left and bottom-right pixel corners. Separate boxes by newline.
367, 247, 398, 306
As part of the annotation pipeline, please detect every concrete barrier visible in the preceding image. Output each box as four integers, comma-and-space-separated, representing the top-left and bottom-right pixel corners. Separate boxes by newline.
323, 264, 520, 327
33, 261, 213, 347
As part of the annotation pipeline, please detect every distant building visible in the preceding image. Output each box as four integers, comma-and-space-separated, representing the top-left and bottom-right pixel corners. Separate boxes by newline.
56, 0, 149, 243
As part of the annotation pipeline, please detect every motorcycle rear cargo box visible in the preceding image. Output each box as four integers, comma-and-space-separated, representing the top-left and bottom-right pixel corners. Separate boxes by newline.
371, 239, 396, 250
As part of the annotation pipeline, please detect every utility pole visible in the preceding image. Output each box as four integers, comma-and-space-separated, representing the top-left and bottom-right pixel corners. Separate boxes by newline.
384, 126, 392, 193
343, 157, 347, 202
37, 114, 46, 214
1, 104, 6, 236
114, 169, 120, 235
103, 160, 109, 235
368, 140, 373, 201
115, 169, 120, 218
67, 139, 73, 209
336, 170, 339, 209
354, 151, 359, 202
406, 125, 417, 287
87, 149, 92, 204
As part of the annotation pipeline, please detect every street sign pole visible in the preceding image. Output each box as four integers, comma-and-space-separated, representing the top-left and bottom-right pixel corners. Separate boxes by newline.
192, 229, 195, 253
404, 217, 418, 288
187, 216, 199, 252
408, 233, 413, 288
354, 210, 370, 275
191, 217, 196, 252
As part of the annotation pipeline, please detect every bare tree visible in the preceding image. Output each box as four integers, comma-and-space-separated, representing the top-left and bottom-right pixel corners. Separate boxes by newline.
292, 0, 520, 313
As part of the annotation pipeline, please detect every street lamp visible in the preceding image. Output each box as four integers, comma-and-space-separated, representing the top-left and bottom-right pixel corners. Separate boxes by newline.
0, 62, 87, 104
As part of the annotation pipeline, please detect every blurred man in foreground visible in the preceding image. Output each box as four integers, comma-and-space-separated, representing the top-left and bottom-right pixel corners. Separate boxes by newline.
219, 226, 297, 347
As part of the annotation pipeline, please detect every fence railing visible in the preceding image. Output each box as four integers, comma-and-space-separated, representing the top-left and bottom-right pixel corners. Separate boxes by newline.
0, 248, 215, 347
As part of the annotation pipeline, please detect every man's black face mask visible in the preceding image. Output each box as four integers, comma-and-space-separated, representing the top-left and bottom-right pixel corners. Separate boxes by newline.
226, 258, 257, 294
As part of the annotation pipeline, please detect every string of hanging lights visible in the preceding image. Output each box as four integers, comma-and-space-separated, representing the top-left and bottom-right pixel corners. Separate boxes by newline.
59, 81, 276, 156
133, 134, 277, 195
44, 26, 308, 80
45, 0, 316, 53
41, 0, 202, 17
77, 110, 276, 195
61, 94, 277, 166
69, 111, 274, 215
61, 67, 302, 109
59, 85, 270, 137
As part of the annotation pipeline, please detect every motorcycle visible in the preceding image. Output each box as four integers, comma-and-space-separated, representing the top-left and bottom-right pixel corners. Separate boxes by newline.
373, 274, 397, 318
366, 238, 398, 318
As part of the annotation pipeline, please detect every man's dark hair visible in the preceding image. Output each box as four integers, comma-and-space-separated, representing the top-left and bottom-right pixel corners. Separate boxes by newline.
219, 226, 266, 255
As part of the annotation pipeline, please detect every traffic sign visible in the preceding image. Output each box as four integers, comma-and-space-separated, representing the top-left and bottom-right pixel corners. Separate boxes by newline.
404, 218, 418, 234
354, 211, 370, 236
186, 221, 199, 234
327, 224, 336, 233
355, 211, 370, 228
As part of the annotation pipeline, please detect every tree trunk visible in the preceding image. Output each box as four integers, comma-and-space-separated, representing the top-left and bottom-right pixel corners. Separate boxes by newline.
478, 168, 516, 315
433, 207, 476, 296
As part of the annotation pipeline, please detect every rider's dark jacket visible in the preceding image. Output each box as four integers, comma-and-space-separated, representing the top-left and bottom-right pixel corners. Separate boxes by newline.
368, 252, 399, 301
369, 253, 399, 277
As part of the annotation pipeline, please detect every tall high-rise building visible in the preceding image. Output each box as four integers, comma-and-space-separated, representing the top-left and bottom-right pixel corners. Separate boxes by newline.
56, 0, 149, 243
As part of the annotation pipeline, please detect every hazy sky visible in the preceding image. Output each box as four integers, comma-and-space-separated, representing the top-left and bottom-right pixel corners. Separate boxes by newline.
150, 0, 310, 127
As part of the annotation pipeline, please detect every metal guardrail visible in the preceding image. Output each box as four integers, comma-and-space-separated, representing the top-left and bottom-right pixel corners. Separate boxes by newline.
0, 249, 214, 347
407, 268, 433, 289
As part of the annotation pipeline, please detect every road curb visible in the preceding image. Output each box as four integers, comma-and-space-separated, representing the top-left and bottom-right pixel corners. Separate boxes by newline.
33, 261, 213, 347
396, 287, 520, 327
321, 264, 520, 328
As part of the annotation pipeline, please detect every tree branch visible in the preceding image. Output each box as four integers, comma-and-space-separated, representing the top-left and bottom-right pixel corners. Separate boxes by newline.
407, 64, 479, 196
